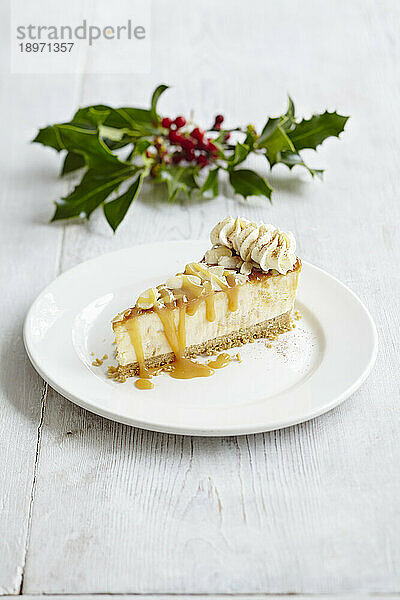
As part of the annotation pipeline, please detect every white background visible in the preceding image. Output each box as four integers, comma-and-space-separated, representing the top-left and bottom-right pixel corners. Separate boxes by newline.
1, 0, 399, 597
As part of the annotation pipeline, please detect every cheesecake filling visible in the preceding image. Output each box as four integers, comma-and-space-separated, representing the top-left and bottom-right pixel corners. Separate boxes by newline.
125, 274, 244, 387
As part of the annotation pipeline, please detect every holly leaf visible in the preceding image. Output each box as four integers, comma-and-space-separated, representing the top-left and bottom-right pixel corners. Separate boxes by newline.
200, 167, 219, 198
288, 111, 349, 150
256, 113, 295, 166
103, 173, 144, 232
52, 166, 135, 221
229, 169, 272, 200
278, 151, 324, 180
258, 126, 295, 166
73, 104, 156, 136
257, 117, 280, 145
35, 124, 126, 170
226, 142, 250, 168
150, 84, 169, 123
33, 125, 64, 151
72, 105, 112, 128
161, 165, 199, 202
279, 95, 296, 132
285, 96, 295, 122
61, 152, 86, 175
33, 84, 349, 233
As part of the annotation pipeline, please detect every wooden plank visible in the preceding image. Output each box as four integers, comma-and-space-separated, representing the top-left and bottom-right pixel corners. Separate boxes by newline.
19, 0, 400, 595
0, 8, 84, 594
2, 596, 400, 600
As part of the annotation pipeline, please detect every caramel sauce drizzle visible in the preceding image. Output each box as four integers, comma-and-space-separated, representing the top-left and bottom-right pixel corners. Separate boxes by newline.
135, 378, 154, 390
126, 319, 156, 389
207, 353, 231, 369
127, 268, 243, 389
204, 281, 216, 322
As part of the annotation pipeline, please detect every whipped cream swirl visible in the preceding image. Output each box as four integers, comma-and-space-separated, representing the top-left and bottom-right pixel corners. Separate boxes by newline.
210, 217, 297, 274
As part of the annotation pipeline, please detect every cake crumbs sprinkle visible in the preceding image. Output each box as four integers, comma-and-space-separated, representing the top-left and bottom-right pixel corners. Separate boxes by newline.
294, 310, 302, 320
107, 365, 126, 382
92, 354, 108, 367
235, 353, 242, 363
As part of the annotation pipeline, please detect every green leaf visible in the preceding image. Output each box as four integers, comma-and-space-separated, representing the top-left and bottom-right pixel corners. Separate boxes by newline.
258, 117, 280, 145
33, 126, 65, 151
103, 173, 144, 232
288, 111, 349, 150
110, 108, 157, 134
256, 112, 296, 166
279, 96, 296, 133
61, 152, 86, 175
52, 166, 135, 221
258, 125, 295, 166
161, 165, 198, 202
278, 151, 324, 180
229, 169, 272, 200
200, 168, 219, 198
50, 124, 126, 169
73, 104, 153, 134
150, 84, 169, 123
134, 139, 152, 154
73, 104, 157, 136
226, 142, 250, 168
286, 96, 295, 121
72, 105, 112, 128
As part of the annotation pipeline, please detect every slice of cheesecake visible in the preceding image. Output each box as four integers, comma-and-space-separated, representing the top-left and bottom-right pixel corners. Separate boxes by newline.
111, 217, 301, 383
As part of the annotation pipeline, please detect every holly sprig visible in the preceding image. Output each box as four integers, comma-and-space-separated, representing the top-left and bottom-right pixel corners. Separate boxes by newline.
33, 84, 349, 232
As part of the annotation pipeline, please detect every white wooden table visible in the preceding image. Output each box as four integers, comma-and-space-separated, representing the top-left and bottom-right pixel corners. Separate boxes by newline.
1, 1, 399, 597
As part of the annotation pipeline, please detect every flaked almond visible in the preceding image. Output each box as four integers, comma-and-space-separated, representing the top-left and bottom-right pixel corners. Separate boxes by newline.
165, 274, 184, 289
157, 286, 175, 305
208, 265, 225, 277
240, 261, 253, 275
218, 255, 243, 269
210, 276, 229, 291
184, 262, 202, 278
190, 262, 229, 291
136, 287, 159, 310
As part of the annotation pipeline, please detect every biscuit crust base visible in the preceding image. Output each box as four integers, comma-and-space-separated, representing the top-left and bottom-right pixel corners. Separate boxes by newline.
113, 310, 292, 379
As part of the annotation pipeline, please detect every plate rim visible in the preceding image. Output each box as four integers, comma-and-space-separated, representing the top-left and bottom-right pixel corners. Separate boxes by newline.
23, 241, 378, 436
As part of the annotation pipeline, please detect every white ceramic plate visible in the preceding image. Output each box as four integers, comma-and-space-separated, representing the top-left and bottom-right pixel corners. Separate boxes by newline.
24, 240, 377, 436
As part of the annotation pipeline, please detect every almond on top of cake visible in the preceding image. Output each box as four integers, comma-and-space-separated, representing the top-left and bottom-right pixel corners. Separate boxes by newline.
111, 216, 301, 388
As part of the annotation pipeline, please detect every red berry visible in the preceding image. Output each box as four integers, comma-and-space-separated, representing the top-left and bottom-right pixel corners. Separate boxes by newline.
213, 123, 221, 131
161, 117, 172, 129
181, 137, 195, 151
184, 148, 196, 161
215, 114, 224, 124
206, 141, 218, 155
168, 129, 183, 144
197, 139, 208, 151
197, 155, 209, 168
191, 127, 204, 142
174, 116, 186, 129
